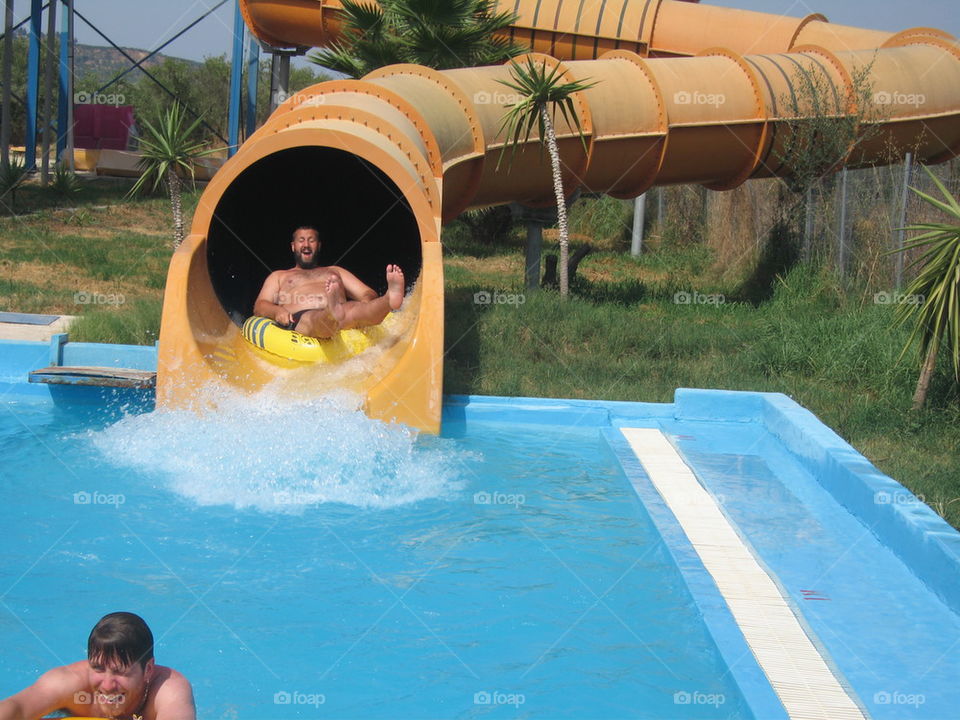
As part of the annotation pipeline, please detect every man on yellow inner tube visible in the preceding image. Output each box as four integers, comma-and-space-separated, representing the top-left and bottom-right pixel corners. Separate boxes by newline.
0, 611, 195, 720
254, 225, 405, 339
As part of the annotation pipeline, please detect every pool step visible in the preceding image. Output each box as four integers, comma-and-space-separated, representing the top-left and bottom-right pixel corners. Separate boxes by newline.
28, 365, 157, 389
621, 428, 868, 720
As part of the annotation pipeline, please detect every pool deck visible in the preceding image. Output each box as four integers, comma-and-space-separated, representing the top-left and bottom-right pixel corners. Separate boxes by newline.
0, 314, 75, 342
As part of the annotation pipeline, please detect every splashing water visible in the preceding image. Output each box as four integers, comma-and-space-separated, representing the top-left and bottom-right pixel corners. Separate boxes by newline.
88, 387, 468, 512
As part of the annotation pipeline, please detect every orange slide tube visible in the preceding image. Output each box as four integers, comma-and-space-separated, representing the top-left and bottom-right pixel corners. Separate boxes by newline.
157, 1, 960, 433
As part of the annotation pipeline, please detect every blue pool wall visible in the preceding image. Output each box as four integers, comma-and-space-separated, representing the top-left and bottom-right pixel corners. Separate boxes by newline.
3, 337, 959, 616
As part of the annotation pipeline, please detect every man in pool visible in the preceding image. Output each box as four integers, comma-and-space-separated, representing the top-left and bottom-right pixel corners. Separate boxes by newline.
253, 225, 405, 339
0, 612, 195, 720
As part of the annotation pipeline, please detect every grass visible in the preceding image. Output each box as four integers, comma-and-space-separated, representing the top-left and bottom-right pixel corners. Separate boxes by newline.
1, 180, 957, 528
0, 174, 195, 345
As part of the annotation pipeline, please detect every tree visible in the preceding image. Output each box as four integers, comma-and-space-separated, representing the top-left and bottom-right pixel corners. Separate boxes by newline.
497, 58, 595, 297
128, 103, 217, 248
309, 0, 522, 77
772, 59, 879, 272
890, 166, 960, 410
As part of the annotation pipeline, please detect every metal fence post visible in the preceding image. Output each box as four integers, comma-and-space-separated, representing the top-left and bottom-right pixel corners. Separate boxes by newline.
631, 193, 646, 256
894, 152, 912, 289
837, 167, 849, 277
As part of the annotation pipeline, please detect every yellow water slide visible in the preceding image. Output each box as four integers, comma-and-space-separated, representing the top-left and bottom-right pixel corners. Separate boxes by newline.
157, 0, 960, 432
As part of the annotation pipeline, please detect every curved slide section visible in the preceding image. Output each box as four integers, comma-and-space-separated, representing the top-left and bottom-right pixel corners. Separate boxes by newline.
157, 1, 960, 433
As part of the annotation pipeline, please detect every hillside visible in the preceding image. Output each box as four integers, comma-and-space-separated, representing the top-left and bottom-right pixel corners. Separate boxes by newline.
75, 42, 201, 85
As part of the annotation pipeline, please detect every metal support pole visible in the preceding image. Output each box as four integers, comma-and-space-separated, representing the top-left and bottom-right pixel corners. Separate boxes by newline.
245, 36, 259, 138
227, 0, 244, 157
802, 186, 814, 260
269, 52, 292, 112
24, 0, 41, 169
41, 0, 54, 182
1, 0, 13, 167
631, 193, 646, 256
657, 186, 664, 227
894, 152, 912, 290
56, 0, 72, 168
525, 220, 542, 291
837, 167, 848, 277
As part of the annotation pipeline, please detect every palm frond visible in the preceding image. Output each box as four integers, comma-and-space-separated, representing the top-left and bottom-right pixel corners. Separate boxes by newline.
888, 165, 960, 381
495, 58, 596, 170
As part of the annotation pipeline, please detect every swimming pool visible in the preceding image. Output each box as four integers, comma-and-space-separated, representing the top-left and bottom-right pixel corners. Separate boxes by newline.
2, 338, 959, 719
2, 394, 755, 719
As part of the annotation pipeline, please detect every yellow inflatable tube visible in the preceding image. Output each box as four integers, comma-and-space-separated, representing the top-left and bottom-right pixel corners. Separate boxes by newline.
241, 314, 398, 364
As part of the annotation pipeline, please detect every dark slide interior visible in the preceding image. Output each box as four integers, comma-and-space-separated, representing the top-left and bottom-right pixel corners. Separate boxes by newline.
207, 146, 422, 326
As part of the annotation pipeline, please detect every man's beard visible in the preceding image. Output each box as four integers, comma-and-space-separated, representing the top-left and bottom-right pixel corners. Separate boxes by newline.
294, 251, 320, 269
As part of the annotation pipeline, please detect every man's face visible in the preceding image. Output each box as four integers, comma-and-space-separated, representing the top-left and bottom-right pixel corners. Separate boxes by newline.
291, 229, 321, 269
86, 656, 154, 718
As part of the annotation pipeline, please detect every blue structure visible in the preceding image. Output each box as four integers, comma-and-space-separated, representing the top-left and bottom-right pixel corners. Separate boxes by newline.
16, 0, 246, 167
23, 0, 42, 169
228, 1, 262, 157
227, 1, 245, 157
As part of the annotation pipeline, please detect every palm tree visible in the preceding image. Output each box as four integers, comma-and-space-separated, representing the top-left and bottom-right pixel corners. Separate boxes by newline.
890, 166, 960, 410
128, 103, 217, 249
309, 0, 522, 77
497, 58, 595, 296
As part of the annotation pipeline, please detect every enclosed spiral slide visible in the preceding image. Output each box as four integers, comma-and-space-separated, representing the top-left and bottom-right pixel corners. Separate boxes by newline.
156, 0, 960, 432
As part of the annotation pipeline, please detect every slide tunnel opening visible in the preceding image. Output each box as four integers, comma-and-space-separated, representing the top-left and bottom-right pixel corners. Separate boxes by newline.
207, 146, 422, 326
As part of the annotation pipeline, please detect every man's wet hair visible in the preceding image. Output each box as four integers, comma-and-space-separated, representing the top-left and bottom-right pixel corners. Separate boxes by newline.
87, 612, 154, 670
291, 225, 320, 241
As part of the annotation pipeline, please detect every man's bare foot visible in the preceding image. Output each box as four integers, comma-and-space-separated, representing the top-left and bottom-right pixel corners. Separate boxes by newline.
324, 274, 346, 324
386, 264, 405, 311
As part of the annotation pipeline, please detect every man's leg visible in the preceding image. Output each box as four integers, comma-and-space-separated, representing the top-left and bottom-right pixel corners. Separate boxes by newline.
339, 265, 405, 329
293, 275, 347, 339
293, 306, 339, 339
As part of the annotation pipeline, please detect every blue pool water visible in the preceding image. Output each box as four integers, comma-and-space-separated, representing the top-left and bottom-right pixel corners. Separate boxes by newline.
0, 395, 753, 719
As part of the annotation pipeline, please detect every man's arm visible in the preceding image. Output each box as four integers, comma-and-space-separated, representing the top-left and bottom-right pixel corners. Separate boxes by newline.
153, 669, 196, 720
331, 266, 378, 302
0, 667, 82, 720
253, 271, 293, 326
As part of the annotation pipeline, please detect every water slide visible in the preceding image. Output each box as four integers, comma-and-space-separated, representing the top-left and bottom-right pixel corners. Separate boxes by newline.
156, 0, 960, 433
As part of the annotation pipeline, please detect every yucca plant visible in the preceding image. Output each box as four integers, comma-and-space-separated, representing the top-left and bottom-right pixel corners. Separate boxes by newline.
128, 103, 217, 248
49, 163, 83, 198
890, 166, 960, 410
497, 58, 595, 296
0, 156, 28, 214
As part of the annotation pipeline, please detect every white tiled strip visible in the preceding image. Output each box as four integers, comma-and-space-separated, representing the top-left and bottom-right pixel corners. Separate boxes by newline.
620, 428, 867, 720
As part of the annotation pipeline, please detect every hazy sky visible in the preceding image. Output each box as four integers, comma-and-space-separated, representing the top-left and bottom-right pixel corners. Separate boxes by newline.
27, 0, 960, 63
